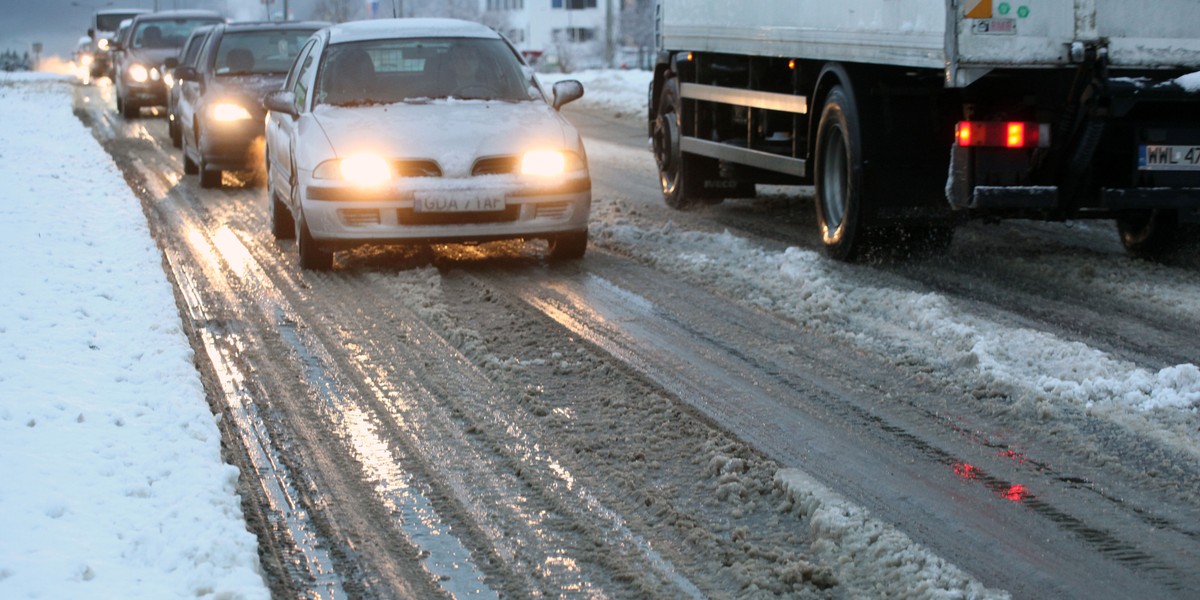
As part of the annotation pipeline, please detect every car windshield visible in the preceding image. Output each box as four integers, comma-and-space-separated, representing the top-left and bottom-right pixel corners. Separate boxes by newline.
316, 37, 537, 107
132, 18, 221, 50
96, 12, 144, 32
215, 29, 318, 75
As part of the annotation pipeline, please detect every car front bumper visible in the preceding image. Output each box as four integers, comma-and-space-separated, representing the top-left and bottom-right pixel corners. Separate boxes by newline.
122, 79, 167, 106
200, 123, 265, 171
300, 176, 592, 249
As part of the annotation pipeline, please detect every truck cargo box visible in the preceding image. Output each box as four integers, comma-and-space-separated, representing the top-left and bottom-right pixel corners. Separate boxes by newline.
657, 0, 1200, 86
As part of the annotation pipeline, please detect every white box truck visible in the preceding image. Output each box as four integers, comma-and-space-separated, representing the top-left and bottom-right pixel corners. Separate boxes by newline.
648, 0, 1200, 259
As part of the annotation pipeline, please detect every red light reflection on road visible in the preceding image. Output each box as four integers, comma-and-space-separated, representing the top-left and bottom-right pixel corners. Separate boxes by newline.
1003, 484, 1031, 502
952, 462, 1032, 503
953, 462, 979, 479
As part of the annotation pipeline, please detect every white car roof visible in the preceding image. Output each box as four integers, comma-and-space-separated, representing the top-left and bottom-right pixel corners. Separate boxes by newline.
326, 18, 500, 45
97, 8, 150, 16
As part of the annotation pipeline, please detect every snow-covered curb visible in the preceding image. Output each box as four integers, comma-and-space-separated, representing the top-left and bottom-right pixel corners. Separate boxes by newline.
0, 75, 268, 598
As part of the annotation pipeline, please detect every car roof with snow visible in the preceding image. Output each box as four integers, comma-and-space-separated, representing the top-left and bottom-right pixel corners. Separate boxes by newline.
130, 9, 225, 24
326, 18, 500, 45
97, 8, 149, 16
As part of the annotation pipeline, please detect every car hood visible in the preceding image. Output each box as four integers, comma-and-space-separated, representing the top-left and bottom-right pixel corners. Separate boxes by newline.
307, 101, 580, 178
126, 47, 182, 67
208, 74, 287, 103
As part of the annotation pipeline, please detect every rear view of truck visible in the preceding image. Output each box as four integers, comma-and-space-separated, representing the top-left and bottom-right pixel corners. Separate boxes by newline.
649, 0, 1200, 259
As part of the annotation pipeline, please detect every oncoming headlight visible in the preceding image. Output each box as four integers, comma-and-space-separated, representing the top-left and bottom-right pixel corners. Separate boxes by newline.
314, 154, 393, 187
97, 38, 110, 51
210, 102, 252, 122
128, 63, 148, 82
520, 150, 583, 177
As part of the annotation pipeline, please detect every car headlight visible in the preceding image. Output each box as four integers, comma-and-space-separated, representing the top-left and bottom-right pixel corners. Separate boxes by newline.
128, 63, 148, 82
314, 153, 393, 187
97, 38, 109, 51
210, 102, 252, 122
520, 150, 584, 177
80, 54, 93, 66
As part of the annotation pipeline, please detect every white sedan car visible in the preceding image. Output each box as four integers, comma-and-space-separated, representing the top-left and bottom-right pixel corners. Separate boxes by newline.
264, 18, 591, 270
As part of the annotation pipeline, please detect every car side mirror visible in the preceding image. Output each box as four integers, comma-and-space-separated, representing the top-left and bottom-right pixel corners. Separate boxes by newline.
175, 66, 198, 82
163, 57, 179, 70
552, 80, 584, 110
264, 90, 298, 119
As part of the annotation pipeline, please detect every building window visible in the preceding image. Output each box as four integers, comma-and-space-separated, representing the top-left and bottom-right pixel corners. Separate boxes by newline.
553, 27, 597, 42
553, 0, 597, 8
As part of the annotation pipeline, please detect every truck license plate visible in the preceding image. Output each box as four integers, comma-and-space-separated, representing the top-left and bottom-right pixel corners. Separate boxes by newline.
413, 193, 506, 212
1139, 145, 1200, 171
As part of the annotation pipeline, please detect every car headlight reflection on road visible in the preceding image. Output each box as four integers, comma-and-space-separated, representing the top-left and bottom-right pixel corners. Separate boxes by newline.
128, 63, 149, 82
211, 102, 252, 122
314, 153, 393, 187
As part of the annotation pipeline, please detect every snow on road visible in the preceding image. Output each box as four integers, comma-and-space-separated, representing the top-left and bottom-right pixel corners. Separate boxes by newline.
0, 73, 268, 599
2, 64, 1196, 599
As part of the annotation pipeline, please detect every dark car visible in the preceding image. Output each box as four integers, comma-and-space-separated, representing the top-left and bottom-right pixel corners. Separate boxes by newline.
166, 25, 215, 148
113, 10, 225, 119
177, 21, 326, 188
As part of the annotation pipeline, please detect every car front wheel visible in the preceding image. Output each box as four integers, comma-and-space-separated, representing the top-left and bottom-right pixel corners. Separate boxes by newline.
297, 213, 334, 271
547, 230, 588, 261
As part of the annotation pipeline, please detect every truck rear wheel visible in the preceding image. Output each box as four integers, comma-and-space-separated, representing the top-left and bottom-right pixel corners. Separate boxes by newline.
1118, 209, 1180, 259
814, 85, 870, 261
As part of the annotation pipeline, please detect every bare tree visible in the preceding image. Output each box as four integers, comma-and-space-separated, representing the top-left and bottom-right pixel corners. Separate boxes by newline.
619, 0, 654, 69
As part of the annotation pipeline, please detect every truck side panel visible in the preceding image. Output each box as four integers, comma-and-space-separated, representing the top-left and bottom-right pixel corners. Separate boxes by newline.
956, 0, 1200, 69
658, 0, 946, 69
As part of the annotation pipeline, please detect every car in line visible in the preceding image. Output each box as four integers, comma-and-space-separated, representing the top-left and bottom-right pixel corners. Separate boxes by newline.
112, 10, 225, 119
175, 20, 327, 188
263, 18, 591, 270
85, 7, 149, 80
165, 25, 215, 148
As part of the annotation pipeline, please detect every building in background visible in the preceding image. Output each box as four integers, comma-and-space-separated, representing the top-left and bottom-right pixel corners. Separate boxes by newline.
348, 0, 650, 72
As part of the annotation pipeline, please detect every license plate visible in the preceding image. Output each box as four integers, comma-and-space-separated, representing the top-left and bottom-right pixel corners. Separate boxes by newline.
1139, 145, 1200, 171
413, 192, 506, 213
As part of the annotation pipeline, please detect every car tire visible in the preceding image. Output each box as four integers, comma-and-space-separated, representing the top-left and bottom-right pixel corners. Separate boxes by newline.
182, 142, 199, 175
121, 96, 139, 119
169, 117, 182, 148
270, 191, 295, 240
199, 164, 221, 189
298, 214, 334, 271
547, 230, 588, 261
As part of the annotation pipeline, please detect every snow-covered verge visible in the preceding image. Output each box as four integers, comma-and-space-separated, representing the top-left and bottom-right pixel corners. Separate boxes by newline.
0, 73, 268, 599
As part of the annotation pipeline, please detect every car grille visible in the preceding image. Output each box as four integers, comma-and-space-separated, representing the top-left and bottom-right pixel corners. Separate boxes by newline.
472, 156, 519, 176
397, 205, 520, 225
395, 160, 442, 177
338, 208, 381, 226
534, 202, 571, 219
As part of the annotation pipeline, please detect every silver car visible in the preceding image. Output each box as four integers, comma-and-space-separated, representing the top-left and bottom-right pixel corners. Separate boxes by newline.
264, 18, 591, 271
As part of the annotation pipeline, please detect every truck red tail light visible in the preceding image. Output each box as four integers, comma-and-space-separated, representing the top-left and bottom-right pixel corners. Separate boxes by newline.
955, 121, 1050, 148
